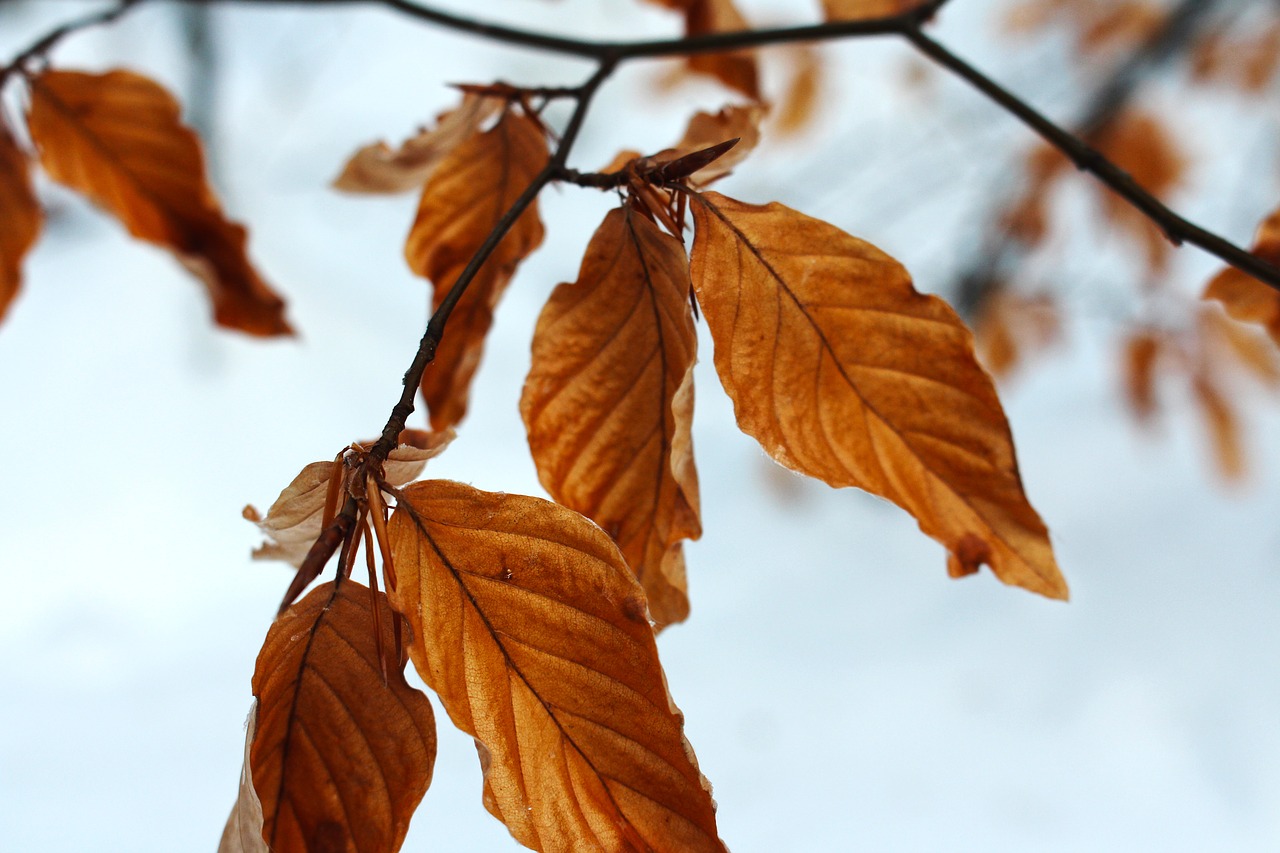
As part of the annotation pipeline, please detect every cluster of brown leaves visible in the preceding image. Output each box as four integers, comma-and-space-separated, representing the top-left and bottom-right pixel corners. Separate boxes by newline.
0, 69, 290, 335
217, 80, 1070, 850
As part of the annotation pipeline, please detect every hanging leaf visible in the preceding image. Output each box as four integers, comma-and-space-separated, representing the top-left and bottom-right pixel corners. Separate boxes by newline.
218, 703, 269, 853
333, 93, 501, 194
1203, 206, 1280, 347
1191, 373, 1244, 482
249, 580, 436, 853
1122, 331, 1163, 422
405, 109, 548, 430
26, 69, 291, 336
522, 206, 701, 628
641, 0, 760, 100
0, 121, 42, 325
387, 481, 726, 853
688, 191, 1065, 598
773, 46, 823, 138
821, 0, 924, 22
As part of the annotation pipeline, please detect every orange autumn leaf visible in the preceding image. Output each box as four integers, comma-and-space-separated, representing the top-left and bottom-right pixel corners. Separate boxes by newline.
405, 110, 547, 430
386, 481, 726, 853
1091, 110, 1184, 273
773, 45, 823, 138
1203, 206, 1280, 347
1192, 373, 1244, 482
0, 121, 42, 325
1198, 304, 1280, 388
247, 580, 436, 853
27, 69, 291, 336
522, 206, 701, 628
1122, 331, 1163, 422
643, 0, 760, 100
333, 93, 501, 194
688, 191, 1065, 598
822, 0, 923, 21
973, 291, 1060, 379
670, 104, 763, 185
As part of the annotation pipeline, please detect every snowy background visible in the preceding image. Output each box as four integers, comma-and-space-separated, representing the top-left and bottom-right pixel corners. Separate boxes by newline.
2, 0, 1279, 850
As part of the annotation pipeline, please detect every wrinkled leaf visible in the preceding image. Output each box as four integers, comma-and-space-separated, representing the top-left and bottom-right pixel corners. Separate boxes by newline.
1203, 206, 1280, 347
405, 110, 548, 430
0, 122, 42, 325
333, 93, 501, 194
522, 206, 701, 628
218, 703, 268, 853
27, 69, 291, 336
250, 581, 436, 853
689, 191, 1065, 598
387, 481, 726, 853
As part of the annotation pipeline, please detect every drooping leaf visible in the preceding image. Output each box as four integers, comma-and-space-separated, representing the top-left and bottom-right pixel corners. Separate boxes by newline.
218, 703, 269, 853
0, 121, 42, 325
522, 206, 701, 628
404, 109, 548, 430
1122, 330, 1162, 422
773, 45, 823, 138
250, 580, 436, 853
642, 0, 760, 100
688, 191, 1065, 598
1203, 206, 1280, 347
1191, 373, 1244, 482
26, 69, 291, 336
387, 481, 726, 853
1198, 304, 1280, 388
333, 93, 501, 194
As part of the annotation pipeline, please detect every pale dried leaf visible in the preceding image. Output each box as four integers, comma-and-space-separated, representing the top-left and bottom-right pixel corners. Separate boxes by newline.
689, 191, 1065, 598
0, 122, 42, 325
27, 69, 290, 336
383, 427, 456, 487
251, 581, 436, 853
333, 94, 501, 194
522, 206, 701, 628
218, 703, 268, 853
246, 461, 335, 567
388, 481, 726, 853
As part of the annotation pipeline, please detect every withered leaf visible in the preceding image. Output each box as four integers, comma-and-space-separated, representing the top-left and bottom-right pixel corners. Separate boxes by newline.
669, 105, 762, 186
405, 110, 548, 430
1192, 373, 1244, 482
387, 481, 726, 853
1203, 206, 1280, 347
522, 206, 701, 628
250, 581, 436, 853
333, 93, 501, 194
689, 191, 1065, 598
643, 0, 760, 100
773, 46, 822, 138
27, 69, 291, 336
218, 703, 268, 853
973, 292, 1060, 380
0, 122, 42, 325
1122, 331, 1162, 422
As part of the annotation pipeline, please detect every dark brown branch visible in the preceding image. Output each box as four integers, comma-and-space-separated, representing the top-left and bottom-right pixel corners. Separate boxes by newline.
0, 0, 141, 87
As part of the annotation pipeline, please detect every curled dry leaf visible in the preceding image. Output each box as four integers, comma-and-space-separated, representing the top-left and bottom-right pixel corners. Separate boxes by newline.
405, 110, 548, 430
218, 703, 268, 853
688, 191, 1065, 598
332, 93, 501, 194
1203, 206, 1280, 347
26, 70, 291, 336
245, 430, 453, 566
522, 206, 701, 628
250, 580, 436, 853
0, 122, 42, 325
387, 481, 726, 853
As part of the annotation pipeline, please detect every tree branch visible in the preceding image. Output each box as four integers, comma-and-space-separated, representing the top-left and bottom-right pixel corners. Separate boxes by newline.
0, 0, 141, 88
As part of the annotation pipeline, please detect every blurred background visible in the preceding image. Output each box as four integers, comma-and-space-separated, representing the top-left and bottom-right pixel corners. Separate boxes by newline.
1, 0, 1279, 849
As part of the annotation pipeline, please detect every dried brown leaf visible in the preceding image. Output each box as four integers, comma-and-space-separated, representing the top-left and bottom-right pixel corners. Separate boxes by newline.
1192, 373, 1244, 482
974, 292, 1060, 379
1203, 206, 1280, 348
0, 122, 42, 325
643, 0, 760, 99
405, 110, 548, 430
333, 93, 501, 194
522, 206, 701, 628
689, 191, 1065, 598
670, 104, 763, 185
27, 69, 291, 336
383, 428, 456, 487
1122, 331, 1162, 422
821, 0, 922, 21
773, 46, 822, 138
1198, 304, 1280, 388
218, 703, 268, 853
387, 481, 726, 853
245, 461, 335, 567
250, 580, 436, 853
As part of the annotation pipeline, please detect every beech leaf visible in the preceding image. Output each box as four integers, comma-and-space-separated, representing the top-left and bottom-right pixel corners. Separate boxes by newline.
1203, 206, 1280, 347
26, 69, 291, 336
218, 703, 269, 853
405, 110, 548, 430
249, 580, 436, 853
821, 0, 923, 21
333, 93, 501, 194
386, 481, 726, 853
668, 105, 763, 186
688, 191, 1066, 598
522, 206, 701, 628
642, 0, 760, 100
0, 121, 42, 325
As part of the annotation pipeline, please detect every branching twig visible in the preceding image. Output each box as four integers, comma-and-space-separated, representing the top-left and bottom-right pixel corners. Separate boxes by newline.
0, 0, 141, 87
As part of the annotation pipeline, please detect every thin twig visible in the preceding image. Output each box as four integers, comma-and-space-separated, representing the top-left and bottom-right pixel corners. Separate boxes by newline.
0, 0, 142, 87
